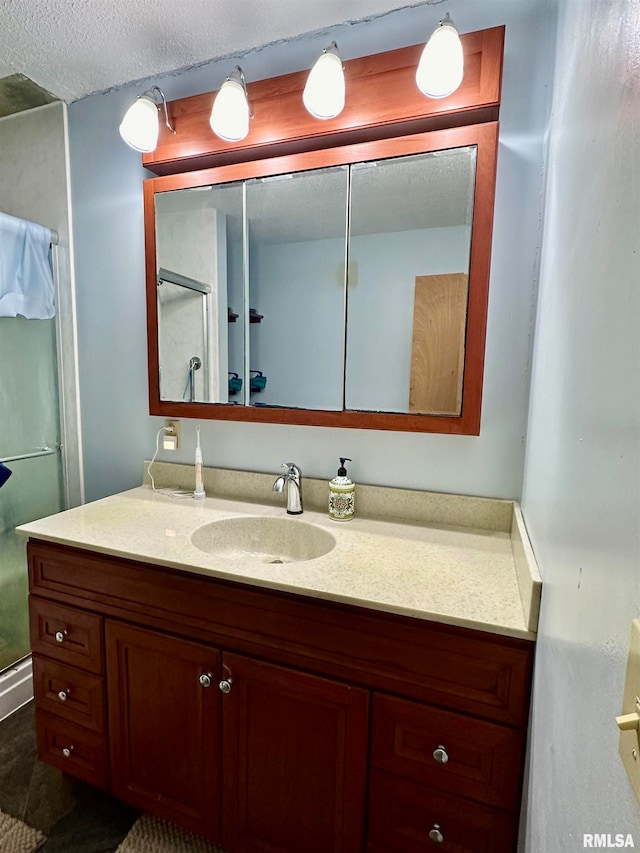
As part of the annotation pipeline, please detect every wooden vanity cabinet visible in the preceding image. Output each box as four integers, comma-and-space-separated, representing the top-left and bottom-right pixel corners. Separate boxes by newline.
28, 539, 534, 853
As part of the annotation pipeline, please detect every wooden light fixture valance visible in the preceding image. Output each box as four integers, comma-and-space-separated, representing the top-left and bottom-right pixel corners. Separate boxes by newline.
142, 26, 504, 176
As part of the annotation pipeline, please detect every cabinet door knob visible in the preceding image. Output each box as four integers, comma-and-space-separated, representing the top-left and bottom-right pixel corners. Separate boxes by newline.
57, 690, 69, 702
54, 630, 67, 643
433, 745, 449, 763
219, 678, 233, 694
428, 825, 444, 843
199, 673, 212, 688
62, 746, 74, 758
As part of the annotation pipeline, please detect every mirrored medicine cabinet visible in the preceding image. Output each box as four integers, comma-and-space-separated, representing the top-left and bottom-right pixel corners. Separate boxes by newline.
143, 27, 504, 434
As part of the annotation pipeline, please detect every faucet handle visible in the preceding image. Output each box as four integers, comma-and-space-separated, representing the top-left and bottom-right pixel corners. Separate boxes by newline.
282, 462, 300, 474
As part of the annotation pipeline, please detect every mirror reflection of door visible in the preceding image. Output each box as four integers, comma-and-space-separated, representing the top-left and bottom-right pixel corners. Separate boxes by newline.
155, 181, 244, 404
245, 166, 348, 411
409, 272, 469, 415
346, 146, 476, 416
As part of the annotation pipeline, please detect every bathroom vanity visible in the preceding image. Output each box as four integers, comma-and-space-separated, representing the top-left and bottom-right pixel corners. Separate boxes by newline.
20, 473, 540, 853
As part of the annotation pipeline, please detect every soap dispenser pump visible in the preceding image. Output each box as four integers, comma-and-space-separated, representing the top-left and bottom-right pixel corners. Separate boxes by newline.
329, 457, 355, 521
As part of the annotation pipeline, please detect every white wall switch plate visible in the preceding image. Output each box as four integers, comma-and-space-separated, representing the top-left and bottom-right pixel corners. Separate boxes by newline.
617, 619, 640, 802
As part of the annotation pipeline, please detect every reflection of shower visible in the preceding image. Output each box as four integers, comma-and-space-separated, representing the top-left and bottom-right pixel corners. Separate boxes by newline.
157, 268, 211, 402
185, 356, 202, 402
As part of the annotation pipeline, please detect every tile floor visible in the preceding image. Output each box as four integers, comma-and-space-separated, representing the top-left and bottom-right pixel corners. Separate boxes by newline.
0, 701, 139, 851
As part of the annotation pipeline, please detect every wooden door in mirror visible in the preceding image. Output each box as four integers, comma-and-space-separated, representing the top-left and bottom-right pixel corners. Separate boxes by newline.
143, 27, 503, 434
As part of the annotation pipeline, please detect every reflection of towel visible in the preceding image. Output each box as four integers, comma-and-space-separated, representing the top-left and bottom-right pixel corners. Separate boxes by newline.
0, 211, 55, 319
0, 462, 12, 489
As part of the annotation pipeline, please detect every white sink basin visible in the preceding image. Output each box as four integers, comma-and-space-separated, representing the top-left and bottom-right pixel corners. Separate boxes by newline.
190, 516, 336, 564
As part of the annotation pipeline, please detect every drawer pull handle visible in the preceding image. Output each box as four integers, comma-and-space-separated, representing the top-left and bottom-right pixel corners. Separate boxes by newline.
62, 746, 74, 758
199, 673, 212, 688
57, 690, 69, 702
428, 824, 444, 843
433, 745, 449, 764
219, 679, 233, 694
54, 630, 68, 643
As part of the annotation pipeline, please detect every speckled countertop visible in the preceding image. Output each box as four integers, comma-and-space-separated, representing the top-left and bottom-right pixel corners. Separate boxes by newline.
18, 471, 541, 641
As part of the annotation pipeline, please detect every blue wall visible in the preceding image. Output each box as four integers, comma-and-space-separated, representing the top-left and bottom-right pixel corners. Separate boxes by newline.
521, 0, 640, 845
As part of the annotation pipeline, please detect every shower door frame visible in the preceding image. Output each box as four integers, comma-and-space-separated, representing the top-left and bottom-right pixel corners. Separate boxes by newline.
0, 234, 71, 720
156, 267, 213, 403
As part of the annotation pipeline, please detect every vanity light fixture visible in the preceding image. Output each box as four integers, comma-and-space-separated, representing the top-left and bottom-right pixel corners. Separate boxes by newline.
416, 13, 464, 99
119, 86, 175, 152
303, 42, 345, 120
209, 66, 252, 142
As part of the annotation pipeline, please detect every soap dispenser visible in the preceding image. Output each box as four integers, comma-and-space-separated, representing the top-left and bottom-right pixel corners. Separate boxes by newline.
329, 457, 355, 521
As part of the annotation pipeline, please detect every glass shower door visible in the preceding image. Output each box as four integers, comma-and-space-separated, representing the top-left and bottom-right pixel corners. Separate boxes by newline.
0, 314, 64, 672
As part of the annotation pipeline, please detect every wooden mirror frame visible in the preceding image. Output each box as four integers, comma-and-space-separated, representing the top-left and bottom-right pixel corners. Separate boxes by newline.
143, 27, 504, 435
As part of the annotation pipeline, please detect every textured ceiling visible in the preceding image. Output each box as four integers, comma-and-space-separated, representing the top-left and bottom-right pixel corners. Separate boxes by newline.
0, 0, 433, 103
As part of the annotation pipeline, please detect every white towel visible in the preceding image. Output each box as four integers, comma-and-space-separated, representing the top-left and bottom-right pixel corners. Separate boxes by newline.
0, 211, 55, 319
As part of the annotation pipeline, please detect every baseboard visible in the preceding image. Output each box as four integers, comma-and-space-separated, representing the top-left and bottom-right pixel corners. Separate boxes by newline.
0, 656, 33, 722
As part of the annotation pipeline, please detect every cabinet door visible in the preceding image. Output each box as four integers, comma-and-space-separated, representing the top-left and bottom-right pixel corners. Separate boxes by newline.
106, 621, 221, 839
221, 653, 368, 853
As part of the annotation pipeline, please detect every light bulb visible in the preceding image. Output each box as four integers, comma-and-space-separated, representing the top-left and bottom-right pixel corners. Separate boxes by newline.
209, 68, 251, 142
303, 43, 345, 120
119, 96, 159, 152
416, 14, 464, 99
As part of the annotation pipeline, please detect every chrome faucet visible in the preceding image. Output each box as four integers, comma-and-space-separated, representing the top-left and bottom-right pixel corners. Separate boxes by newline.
272, 462, 303, 515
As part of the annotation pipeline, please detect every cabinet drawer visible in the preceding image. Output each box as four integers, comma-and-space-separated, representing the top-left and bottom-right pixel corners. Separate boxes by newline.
33, 655, 105, 733
36, 710, 108, 790
30, 597, 104, 675
371, 694, 523, 811
367, 769, 516, 853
